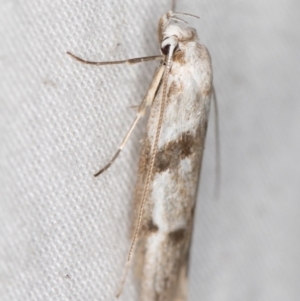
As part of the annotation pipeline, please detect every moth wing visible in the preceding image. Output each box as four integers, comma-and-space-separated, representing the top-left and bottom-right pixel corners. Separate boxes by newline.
173, 259, 188, 301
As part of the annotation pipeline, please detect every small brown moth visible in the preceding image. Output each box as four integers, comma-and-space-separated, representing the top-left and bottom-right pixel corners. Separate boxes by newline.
68, 10, 213, 301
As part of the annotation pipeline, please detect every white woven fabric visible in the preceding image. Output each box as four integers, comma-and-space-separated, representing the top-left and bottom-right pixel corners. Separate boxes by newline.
1, 0, 300, 300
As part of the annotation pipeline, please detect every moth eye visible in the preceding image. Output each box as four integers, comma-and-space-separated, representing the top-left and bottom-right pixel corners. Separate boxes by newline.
161, 45, 180, 56
161, 45, 170, 56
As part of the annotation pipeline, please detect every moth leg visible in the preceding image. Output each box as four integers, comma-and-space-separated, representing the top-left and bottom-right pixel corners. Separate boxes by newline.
94, 115, 140, 177
137, 64, 165, 113
94, 64, 165, 177
172, 0, 176, 11
67, 51, 163, 66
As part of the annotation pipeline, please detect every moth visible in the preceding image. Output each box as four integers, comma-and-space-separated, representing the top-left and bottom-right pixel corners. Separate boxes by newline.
67, 10, 213, 301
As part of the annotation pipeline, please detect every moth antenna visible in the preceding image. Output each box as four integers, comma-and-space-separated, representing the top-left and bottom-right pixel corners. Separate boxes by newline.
116, 45, 175, 298
173, 12, 200, 19
67, 51, 162, 66
170, 16, 188, 24
212, 87, 221, 200
171, 0, 176, 12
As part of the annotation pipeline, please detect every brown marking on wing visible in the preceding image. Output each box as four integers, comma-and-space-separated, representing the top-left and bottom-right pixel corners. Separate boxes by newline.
154, 132, 195, 173
201, 69, 213, 97
147, 219, 159, 233
167, 81, 184, 105
173, 50, 186, 65
195, 44, 213, 97
167, 81, 178, 99
168, 228, 186, 245
202, 84, 212, 97
149, 228, 189, 301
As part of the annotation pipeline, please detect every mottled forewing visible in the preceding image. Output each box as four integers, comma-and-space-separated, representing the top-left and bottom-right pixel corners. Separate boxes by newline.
133, 42, 212, 301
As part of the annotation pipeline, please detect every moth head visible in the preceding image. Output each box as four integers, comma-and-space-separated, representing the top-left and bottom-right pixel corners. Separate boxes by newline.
158, 12, 199, 58
161, 24, 198, 56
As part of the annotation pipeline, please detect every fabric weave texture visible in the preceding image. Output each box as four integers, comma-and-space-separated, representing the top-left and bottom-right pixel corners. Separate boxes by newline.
1, 0, 300, 300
